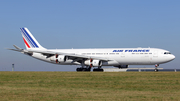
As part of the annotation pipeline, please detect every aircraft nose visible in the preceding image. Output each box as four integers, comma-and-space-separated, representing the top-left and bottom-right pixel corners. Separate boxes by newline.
172, 55, 175, 60
169, 54, 175, 61
165, 54, 175, 62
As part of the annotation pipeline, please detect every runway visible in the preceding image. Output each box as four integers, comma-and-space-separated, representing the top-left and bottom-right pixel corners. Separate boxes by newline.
127, 69, 180, 72
102, 68, 180, 72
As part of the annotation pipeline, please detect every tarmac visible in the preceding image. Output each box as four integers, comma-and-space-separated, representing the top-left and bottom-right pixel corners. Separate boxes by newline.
103, 68, 180, 72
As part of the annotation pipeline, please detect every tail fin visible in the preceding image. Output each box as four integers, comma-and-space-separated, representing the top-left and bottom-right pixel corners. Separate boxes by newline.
20, 27, 45, 50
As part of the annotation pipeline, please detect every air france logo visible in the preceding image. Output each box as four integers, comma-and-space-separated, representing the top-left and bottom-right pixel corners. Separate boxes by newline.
113, 50, 150, 52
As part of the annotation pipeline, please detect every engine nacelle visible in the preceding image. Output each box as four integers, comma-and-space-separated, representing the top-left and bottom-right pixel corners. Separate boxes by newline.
84, 59, 93, 67
92, 60, 102, 67
85, 59, 102, 67
57, 55, 67, 62
50, 55, 67, 63
114, 65, 128, 68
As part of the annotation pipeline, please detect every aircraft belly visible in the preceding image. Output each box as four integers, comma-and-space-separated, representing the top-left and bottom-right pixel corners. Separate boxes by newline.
102, 60, 119, 66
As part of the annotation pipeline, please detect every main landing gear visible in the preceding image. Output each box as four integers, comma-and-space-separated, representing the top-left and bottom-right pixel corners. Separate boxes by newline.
154, 64, 159, 72
76, 59, 104, 72
93, 66, 103, 72
76, 66, 104, 72
93, 68, 103, 71
76, 66, 91, 72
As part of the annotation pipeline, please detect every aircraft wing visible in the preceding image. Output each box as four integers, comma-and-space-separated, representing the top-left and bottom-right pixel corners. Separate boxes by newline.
8, 45, 112, 63
27, 49, 111, 61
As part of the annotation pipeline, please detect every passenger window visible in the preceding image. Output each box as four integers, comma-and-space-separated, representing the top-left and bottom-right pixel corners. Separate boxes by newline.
109, 53, 115, 55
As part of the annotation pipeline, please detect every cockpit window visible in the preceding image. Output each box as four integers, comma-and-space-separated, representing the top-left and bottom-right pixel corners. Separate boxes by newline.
164, 52, 171, 54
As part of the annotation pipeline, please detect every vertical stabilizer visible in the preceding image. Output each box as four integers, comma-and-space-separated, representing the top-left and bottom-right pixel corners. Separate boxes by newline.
20, 27, 45, 50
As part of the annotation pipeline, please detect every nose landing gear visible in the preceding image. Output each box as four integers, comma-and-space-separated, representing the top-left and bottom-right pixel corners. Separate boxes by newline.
154, 64, 159, 72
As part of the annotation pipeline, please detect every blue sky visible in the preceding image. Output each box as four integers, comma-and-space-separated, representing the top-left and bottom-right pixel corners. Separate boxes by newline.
0, 0, 179, 71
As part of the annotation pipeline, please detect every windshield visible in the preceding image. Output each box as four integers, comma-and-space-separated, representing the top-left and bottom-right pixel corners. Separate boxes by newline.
164, 52, 171, 54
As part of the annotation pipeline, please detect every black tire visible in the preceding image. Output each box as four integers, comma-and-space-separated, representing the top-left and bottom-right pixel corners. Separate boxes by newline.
85, 68, 91, 71
77, 68, 91, 72
93, 68, 104, 72
76, 68, 79, 71
76, 68, 82, 71
154, 69, 158, 72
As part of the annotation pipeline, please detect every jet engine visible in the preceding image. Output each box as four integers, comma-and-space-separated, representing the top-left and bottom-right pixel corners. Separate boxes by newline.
50, 54, 67, 63
84, 59, 93, 67
84, 59, 102, 67
92, 60, 102, 67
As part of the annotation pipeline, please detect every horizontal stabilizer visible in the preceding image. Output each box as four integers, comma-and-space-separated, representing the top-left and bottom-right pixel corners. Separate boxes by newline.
6, 48, 22, 52
13, 45, 23, 51
7, 45, 30, 53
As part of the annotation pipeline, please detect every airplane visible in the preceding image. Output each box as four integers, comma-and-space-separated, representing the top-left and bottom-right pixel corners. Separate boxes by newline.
8, 27, 175, 72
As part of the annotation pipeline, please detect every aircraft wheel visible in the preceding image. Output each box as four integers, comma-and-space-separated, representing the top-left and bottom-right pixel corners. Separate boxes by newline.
76, 68, 82, 71
76, 68, 91, 72
86, 68, 91, 71
76, 68, 79, 71
93, 68, 104, 72
154, 69, 158, 72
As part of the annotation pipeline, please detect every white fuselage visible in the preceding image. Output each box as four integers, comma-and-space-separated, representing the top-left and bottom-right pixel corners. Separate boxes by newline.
30, 48, 175, 67
9, 28, 176, 71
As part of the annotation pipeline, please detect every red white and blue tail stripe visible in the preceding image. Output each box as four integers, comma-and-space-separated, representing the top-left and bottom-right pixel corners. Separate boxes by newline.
20, 27, 45, 50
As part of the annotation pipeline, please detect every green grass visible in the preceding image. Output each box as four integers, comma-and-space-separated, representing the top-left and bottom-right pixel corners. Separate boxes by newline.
0, 72, 180, 101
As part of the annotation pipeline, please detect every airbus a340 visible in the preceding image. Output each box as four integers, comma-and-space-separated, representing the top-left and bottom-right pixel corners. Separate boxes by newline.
8, 28, 175, 71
